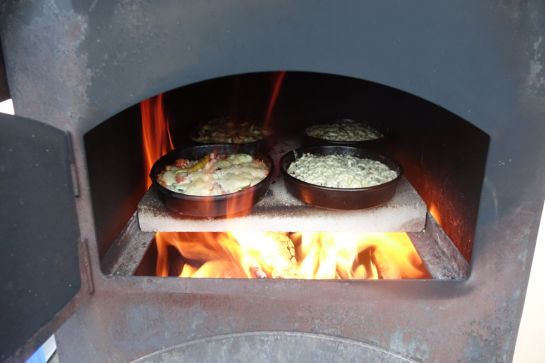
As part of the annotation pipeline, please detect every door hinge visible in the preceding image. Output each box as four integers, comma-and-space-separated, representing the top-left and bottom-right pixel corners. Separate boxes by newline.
65, 132, 80, 197
82, 239, 95, 295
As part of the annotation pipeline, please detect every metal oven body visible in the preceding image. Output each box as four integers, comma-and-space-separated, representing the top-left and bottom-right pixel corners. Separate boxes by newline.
1, 1, 545, 362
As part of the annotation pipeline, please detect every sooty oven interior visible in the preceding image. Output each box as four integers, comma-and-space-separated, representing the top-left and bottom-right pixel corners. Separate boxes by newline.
86, 71, 487, 281
2, 1, 545, 362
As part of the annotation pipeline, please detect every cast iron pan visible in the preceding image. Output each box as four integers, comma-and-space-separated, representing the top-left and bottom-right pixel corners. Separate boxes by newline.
189, 136, 271, 155
190, 119, 273, 154
303, 119, 385, 150
150, 144, 274, 218
280, 145, 403, 210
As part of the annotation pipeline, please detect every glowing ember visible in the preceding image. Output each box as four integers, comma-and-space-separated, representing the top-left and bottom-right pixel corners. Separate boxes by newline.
141, 94, 174, 187
155, 231, 429, 279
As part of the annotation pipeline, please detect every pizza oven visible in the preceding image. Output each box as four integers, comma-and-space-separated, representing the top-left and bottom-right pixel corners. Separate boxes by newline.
1, 1, 544, 362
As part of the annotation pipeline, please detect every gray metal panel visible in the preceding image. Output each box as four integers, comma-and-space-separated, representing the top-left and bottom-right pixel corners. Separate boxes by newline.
0, 114, 80, 361
134, 332, 416, 363
1, 0, 541, 135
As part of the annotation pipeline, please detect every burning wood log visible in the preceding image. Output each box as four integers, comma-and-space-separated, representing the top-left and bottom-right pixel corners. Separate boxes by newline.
250, 266, 267, 279
265, 232, 296, 263
246, 232, 300, 279
264, 232, 301, 278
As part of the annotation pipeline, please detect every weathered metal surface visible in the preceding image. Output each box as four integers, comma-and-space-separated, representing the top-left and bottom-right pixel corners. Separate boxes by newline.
0, 114, 81, 362
0, 2, 96, 361
133, 332, 416, 363
1, 0, 544, 362
408, 215, 470, 280
101, 212, 154, 276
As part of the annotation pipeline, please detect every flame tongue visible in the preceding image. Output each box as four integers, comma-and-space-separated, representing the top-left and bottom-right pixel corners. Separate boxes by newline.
263, 71, 286, 131
141, 94, 174, 188
155, 231, 429, 279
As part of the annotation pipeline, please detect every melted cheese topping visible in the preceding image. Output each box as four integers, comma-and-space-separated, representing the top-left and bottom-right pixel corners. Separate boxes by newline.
158, 153, 269, 196
305, 119, 382, 142
287, 153, 397, 188
192, 118, 268, 144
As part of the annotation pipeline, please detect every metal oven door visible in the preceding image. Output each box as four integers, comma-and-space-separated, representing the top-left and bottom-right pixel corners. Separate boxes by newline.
0, 113, 85, 362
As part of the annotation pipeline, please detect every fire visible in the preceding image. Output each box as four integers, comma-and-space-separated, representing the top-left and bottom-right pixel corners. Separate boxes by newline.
155, 231, 429, 279
263, 71, 286, 131
428, 202, 442, 226
140, 86, 429, 280
141, 94, 174, 187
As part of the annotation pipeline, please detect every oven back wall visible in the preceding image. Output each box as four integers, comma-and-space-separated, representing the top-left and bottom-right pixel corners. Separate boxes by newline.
1, 1, 545, 362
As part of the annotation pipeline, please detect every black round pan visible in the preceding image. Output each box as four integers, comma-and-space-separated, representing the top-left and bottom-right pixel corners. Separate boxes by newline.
280, 145, 403, 210
189, 135, 272, 155
150, 144, 274, 218
303, 119, 385, 150
303, 133, 385, 150
189, 119, 273, 154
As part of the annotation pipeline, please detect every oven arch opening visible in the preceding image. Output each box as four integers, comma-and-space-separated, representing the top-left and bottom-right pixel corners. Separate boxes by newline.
84, 71, 489, 280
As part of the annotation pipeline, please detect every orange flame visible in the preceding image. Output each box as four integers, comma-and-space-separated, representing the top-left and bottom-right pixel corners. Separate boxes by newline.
141, 94, 174, 188
263, 71, 286, 131
155, 231, 429, 279
428, 202, 442, 226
